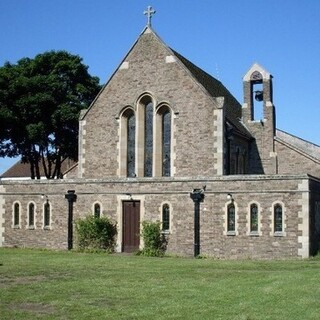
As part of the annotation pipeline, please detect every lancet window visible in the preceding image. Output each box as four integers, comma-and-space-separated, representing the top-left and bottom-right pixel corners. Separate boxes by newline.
28, 202, 35, 228
44, 202, 51, 228
120, 95, 172, 178
274, 203, 283, 233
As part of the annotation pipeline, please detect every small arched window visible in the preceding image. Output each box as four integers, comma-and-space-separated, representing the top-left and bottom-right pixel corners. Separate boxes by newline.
94, 203, 101, 218
274, 204, 283, 233
227, 203, 235, 232
250, 203, 258, 232
28, 203, 35, 228
44, 202, 51, 228
162, 204, 170, 231
13, 202, 20, 227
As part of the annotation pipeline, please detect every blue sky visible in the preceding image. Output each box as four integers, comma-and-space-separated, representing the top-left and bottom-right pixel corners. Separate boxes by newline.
0, 0, 319, 174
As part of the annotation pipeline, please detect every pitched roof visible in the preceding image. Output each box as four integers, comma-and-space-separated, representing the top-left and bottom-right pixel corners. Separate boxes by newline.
0, 158, 77, 179
172, 50, 252, 139
275, 129, 320, 163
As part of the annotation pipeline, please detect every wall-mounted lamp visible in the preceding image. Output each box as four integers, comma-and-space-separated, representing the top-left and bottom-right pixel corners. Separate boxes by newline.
41, 194, 49, 202
227, 193, 234, 202
125, 193, 133, 201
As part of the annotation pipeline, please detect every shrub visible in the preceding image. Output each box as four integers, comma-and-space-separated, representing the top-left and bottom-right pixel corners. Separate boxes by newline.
75, 215, 117, 252
139, 221, 167, 257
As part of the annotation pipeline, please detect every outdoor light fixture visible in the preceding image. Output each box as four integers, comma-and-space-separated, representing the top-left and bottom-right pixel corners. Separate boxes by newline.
190, 188, 205, 258
227, 193, 234, 202
41, 194, 49, 202
65, 190, 77, 250
125, 193, 133, 200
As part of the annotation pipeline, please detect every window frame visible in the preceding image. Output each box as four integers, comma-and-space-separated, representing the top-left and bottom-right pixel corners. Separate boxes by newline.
273, 203, 283, 235
43, 201, 51, 229
12, 201, 21, 229
250, 203, 259, 234
93, 202, 102, 218
226, 202, 236, 235
161, 203, 170, 233
27, 202, 36, 229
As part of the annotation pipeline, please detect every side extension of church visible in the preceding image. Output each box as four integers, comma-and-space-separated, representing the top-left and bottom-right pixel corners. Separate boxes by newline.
1, 26, 320, 259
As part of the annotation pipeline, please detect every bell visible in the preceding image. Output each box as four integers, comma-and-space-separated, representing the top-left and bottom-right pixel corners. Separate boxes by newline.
254, 90, 263, 102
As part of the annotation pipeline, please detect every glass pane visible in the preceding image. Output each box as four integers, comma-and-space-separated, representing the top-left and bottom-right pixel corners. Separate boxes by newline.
250, 204, 258, 232
274, 205, 282, 232
94, 203, 101, 218
162, 110, 171, 176
127, 114, 136, 177
144, 102, 153, 177
29, 203, 34, 226
44, 203, 50, 227
14, 203, 19, 226
227, 204, 235, 231
162, 204, 170, 230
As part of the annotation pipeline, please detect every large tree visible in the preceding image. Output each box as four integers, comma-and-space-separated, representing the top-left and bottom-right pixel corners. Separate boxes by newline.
0, 51, 101, 179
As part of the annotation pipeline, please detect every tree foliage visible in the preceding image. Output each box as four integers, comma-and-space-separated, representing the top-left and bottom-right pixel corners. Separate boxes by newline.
0, 51, 101, 179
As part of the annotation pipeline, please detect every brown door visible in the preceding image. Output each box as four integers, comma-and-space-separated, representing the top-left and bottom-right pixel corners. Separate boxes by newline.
122, 201, 140, 253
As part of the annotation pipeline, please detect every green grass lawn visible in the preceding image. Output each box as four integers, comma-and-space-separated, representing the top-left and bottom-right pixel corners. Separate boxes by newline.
0, 248, 320, 319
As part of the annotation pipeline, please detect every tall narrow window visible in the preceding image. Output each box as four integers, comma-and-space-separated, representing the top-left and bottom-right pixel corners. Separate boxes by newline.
144, 102, 153, 177
44, 202, 50, 228
28, 203, 35, 228
162, 110, 171, 176
127, 113, 136, 177
162, 204, 170, 231
250, 204, 258, 233
274, 204, 283, 232
94, 203, 101, 218
13, 202, 20, 227
227, 203, 235, 232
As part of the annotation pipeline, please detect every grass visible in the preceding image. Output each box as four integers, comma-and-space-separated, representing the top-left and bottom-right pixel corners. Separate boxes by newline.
0, 249, 320, 319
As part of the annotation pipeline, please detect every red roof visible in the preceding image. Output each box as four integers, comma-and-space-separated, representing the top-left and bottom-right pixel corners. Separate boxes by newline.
0, 158, 77, 178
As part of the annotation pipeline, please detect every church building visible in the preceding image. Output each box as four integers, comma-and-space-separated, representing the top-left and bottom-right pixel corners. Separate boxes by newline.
1, 9, 320, 259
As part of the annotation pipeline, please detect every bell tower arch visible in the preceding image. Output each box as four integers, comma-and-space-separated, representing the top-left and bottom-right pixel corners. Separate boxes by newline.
242, 63, 277, 174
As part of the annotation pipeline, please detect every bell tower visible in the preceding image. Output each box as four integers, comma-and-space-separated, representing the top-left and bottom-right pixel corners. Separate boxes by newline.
242, 63, 277, 174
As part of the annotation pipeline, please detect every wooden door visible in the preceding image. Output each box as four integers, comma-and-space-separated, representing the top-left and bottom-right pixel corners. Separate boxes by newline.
122, 201, 140, 253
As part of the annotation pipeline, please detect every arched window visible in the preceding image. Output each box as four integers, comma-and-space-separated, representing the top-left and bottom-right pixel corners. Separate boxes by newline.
162, 110, 171, 176
13, 202, 20, 227
162, 204, 170, 231
127, 112, 136, 177
274, 203, 283, 233
250, 203, 258, 232
94, 203, 101, 218
28, 202, 35, 228
144, 101, 153, 177
44, 202, 51, 228
155, 105, 172, 177
227, 203, 235, 232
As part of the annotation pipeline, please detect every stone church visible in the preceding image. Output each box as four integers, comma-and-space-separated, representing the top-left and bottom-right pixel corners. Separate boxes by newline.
1, 14, 320, 258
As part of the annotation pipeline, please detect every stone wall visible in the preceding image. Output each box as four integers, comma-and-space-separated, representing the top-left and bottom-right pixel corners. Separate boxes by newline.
0, 174, 314, 259
276, 140, 320, 177
80, 30, 222, 179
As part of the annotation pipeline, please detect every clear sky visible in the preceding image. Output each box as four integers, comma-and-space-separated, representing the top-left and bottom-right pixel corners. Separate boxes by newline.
0, 0, 319, 174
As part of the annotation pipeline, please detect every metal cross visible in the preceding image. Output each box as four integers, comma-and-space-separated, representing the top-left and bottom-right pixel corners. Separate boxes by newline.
143, 6, 156, 27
